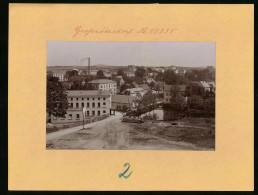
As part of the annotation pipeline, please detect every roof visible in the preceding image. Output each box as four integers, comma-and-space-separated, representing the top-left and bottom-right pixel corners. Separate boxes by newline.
140, 84, 150, 90
200, 81, 210, 88
132, 82, 138, 87
164, 85, 187, 92
88, 79, 115, 84
123, 87, 145, 94
66, 90, 111, 97
112, 95, 137, 104
207, 81, 215, 87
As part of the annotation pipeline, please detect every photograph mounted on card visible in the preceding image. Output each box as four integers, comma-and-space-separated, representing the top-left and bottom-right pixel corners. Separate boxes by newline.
9, 4, 253, 191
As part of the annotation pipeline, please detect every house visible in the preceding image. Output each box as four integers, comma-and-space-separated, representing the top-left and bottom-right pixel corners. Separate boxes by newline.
111, 95, 137, 111
177, 69, 186, 76
146, 77, 155, 84
200, 81, 211, 91
209, 89, 215, 97
154, 67, 165, 73
124, 71, 135, 77
121, 87, 147, 99
139, 84, 150, 91
191, 81, 211, 91
163, 85, 187, 104
207, 81, 215, 89
51, 90, 112, 124
88, 79, 117, 95
113, 77, 125, 86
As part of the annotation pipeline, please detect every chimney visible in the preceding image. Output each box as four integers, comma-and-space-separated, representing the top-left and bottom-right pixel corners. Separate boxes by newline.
88, 58, 90, 76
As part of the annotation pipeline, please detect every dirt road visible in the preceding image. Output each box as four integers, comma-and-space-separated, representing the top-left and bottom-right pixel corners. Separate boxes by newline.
46, 112, 211, 150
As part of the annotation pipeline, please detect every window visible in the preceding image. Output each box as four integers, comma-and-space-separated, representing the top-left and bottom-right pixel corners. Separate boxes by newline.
93, 98, 95, 100
103, 102, 106, 106
103, 110, 106, 114
98, 110, 100, 116
76, 98, 79, 100
98, 103, 100, 107
70, 103, 73, 108
92, 103, 95, 107
71, 98, 73, 100
61, 116, 65, 120
92, 111, 95, 116
53, 116, 57, 120
76, 103, 79, 108
82, 98, 84, 100
82, 103, 84, 107
103, 97, 105, 100
87, 111, 90, 116
76, 114, 80, 119
98, 97, 100, 100
87, 103, 90, 107
87, 98, 89, 100
68, 114, 72, 120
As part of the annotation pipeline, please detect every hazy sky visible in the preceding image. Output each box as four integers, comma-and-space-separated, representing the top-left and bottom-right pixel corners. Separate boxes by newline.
47, 41, 215, 67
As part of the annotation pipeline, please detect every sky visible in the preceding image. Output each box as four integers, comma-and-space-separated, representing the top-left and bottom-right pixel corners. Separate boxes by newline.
47, 41, 215, 67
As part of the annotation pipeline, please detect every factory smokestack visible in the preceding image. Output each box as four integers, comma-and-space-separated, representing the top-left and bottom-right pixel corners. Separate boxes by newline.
88, 58, 90, 76
80, 57, 90, 76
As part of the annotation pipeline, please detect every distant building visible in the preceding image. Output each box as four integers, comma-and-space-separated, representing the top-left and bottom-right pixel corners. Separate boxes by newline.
51, 90, 112, 124
191, 81, 211, 91
163, 85, 187, 104
88, 79, 117, 95
207, 66, 214, 72
128, 65, 136, 72
146, 77, 156, 84
154, 67, 165, 73
113, 77, 125, 86
207, 81, 215, 89
111, 95, 137, 111
121, 87, 147, 99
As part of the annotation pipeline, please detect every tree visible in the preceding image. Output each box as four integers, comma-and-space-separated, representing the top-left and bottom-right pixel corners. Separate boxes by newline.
47, 75, 69, 118
185, 84, 205, 97
204, 97, 215, 112
96, 70, 105, 79
149, 81, 155, 89
64, 70, 78, 81
187, 95, 202, 110
117, 69, 125, 76
135, 67, 146, 78
170, 85, 186, 111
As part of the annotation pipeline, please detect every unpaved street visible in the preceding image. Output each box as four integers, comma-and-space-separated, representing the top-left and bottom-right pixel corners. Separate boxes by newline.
46, 112, 211, 150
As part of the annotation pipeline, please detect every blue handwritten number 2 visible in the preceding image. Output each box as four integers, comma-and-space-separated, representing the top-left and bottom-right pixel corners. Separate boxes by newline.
119, 163, 132, 179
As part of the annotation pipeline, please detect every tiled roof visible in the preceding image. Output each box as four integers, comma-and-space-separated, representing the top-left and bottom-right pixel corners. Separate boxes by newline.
164, 85, 187, 92
88, 79, 116, 84
66, 90, 111, 97
112, 95, 137, 104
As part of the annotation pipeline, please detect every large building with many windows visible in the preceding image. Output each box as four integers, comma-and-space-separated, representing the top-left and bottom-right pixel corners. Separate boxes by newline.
88, 79, 117, 95
51, 90, 112, 124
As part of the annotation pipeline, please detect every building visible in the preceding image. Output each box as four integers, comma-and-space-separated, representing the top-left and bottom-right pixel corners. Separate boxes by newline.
111, 95, 137, 111
163, 85, 187, 104
146, 77, 156, 84
207, 66, 214, 72
207, 81, 215, 89
51, 90, 112, 124
112, 76, 125, 86
154, 67, 165, 73
139, 84, 150, 91
122, 87, 147, 99
191, 81, 211, 91
48, 69, 68, 82
88, 79, 117, 95
128, 65, 136, 72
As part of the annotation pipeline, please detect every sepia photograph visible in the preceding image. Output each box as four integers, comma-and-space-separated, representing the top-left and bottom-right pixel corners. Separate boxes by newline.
46, 41, 215, 150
